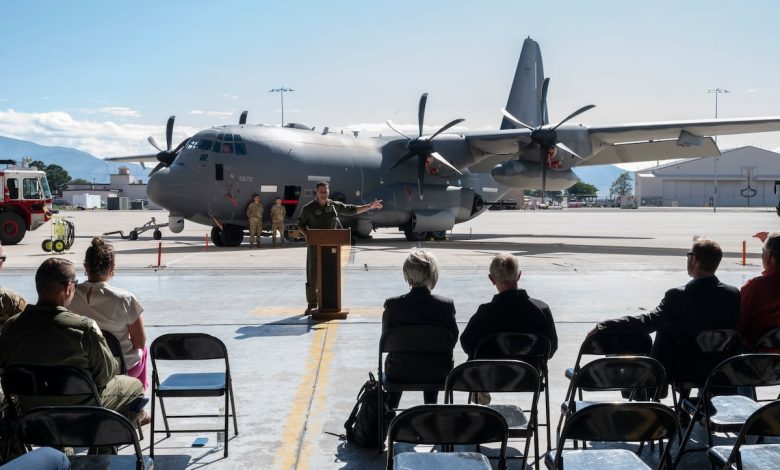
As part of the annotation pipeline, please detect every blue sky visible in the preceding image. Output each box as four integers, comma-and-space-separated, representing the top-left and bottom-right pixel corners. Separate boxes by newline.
1, 0, 779, 158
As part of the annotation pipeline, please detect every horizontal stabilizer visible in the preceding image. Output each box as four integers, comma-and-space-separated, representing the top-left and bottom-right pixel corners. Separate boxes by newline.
582, 137, 719, 166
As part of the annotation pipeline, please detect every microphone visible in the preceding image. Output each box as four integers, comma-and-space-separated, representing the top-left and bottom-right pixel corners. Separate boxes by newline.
331, 205, 343, 229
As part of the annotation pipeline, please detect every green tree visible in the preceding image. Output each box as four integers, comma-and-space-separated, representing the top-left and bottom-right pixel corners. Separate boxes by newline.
567, 181, 598, 197
70, 178, 91, 185
29, 161, 71, 193
609, 171, 633, 198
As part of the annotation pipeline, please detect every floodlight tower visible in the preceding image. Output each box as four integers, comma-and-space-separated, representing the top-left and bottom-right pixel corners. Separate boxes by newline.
269, 87, 294, 126
707, 88, 730, 212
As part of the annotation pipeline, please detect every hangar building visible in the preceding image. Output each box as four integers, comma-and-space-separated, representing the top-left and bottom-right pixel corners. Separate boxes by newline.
635, 146, 780, 207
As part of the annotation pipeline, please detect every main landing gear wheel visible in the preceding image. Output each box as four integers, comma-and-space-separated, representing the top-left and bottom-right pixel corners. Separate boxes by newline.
220, 224, 244, 247
404, 228, 427, 242
0, 212, 26, 245
430, 231, 447, 241
153, 229, 162, 240
211, 226, 225, 247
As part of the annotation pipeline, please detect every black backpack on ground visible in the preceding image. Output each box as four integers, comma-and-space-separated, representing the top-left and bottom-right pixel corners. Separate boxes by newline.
343, 372, 395, 448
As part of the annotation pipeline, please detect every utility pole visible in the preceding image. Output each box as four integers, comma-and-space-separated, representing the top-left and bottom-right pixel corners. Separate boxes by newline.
269, 87, 294, 126
707, 88, 730, 212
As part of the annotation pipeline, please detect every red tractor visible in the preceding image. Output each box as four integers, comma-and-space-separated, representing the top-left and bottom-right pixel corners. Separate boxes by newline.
0, 160, 53, 245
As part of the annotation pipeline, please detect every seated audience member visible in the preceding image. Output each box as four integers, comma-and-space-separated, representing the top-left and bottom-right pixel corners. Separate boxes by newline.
69, 238, 148, 389
738, 232, 780, 349
592, 238, 739, 390
0, 447, 69, 469
460, 252, 558, 360
0, 242, 26, 327
382, 250, 458, 408
0, 258, 143, 418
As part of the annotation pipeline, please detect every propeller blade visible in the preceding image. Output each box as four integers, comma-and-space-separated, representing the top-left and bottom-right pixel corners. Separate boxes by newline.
165, 115, 175, 150
386, 120, 412, 140
173, 137, 191, 153
417, 155, 426, 199
540, 77, 550, 125
147, 136, 163, 152
389, 151, 416, 170
501, 109, 534, 130
428, 118, 465, 140
550, 104, 595, 131
417, 93, 428, 137
239, 111, 248, 125
430, 152, 463, 175
149, 162, 166, 176
540, 147, 547, 201
556, 142, 585, 160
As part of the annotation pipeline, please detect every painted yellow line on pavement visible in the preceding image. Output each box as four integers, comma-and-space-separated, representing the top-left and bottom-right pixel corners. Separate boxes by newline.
271, 323, 337, 469
296, 322, 339, 469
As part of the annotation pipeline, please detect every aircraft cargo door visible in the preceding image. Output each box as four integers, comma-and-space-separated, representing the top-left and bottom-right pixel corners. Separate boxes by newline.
283, 185, 301, 218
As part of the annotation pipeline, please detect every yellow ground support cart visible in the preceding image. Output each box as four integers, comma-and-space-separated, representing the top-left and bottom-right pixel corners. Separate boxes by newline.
41, 215, 75, 253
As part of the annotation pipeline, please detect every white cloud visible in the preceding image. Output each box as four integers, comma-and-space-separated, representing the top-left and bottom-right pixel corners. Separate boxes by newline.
190, 110, 234, 118
221, 93, 238, 100
0, 109, 197, 157
82, 106, 142, 118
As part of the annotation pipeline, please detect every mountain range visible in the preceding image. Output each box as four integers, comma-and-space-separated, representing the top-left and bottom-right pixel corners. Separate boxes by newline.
0, 135, 625, 196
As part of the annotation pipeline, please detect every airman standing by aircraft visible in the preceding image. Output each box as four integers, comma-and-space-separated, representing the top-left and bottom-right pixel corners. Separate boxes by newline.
246, 195, 263, 247
298, 182, 382, 314
270, 197, 286, 247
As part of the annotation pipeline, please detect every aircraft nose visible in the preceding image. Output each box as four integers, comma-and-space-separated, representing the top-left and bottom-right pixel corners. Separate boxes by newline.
147, 166, 196, 211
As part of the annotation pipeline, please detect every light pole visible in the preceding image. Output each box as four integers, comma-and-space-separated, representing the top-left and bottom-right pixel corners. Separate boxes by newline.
269, 87, 294, 126
707, 88, 730, 212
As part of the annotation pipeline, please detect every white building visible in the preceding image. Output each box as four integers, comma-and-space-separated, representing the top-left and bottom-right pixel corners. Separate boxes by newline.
635, 146, 780, 207
62, 166, 159, 209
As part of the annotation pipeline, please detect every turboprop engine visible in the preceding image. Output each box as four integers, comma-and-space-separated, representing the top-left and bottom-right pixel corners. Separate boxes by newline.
491, 160, 578, 191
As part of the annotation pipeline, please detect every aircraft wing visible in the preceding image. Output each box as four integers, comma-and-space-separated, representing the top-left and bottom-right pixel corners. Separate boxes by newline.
103, 154, 159, 163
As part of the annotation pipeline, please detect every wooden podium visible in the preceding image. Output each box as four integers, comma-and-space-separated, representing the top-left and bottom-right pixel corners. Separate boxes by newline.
307, 228, 351, 320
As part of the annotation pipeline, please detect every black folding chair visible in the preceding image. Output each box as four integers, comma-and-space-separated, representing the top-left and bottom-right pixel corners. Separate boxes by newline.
474, 332, 553, 451
377, 325, 455, 452
546, 402, 678, 470
386, 404, 509, 470
101, 329, 128, 375
150, 333, 238, 458
14, 406, 152, 470
445, 360, 541, 468
557, 356, 666, 451
675, 353, 780, 468
753, 327, 780, 352
669, 329, 742, 421
708, 399, 780, 470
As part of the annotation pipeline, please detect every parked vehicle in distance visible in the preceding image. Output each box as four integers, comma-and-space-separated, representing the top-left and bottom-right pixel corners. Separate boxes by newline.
52, 198, 72, 206
488, 199, 518, 210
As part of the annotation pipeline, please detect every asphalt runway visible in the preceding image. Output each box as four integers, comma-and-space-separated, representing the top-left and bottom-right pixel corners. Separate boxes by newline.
0, 207, 777, 469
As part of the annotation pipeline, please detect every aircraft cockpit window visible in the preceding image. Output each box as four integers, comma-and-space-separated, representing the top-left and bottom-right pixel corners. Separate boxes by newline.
217, 134, 224, 140
196, 139, 213, 150
222, 143, 234, 154
235, 143, 247, 155
224, 134, 234, 142
212, 141, 221, 153
234, 135, 243, 142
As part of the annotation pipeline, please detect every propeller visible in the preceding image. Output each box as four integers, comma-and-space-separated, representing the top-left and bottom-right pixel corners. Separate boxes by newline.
501, 79, 595, 201
386, 93, 464, 198
239, 111, 248, 125
147, 116, 190, 176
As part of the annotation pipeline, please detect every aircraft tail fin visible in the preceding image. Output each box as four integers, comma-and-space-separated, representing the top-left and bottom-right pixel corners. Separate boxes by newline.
501, 37, 546, 129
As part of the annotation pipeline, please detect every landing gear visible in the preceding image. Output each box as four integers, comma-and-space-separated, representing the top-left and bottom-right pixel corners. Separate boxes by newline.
0, 212, 26, 245
404, 228, 427, 242
219, 224, 244, 247
211, 226, 225, 247
430, 230, 447, 241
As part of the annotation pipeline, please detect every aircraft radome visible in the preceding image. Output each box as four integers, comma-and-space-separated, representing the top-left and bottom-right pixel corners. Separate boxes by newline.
107, 37, 780, 246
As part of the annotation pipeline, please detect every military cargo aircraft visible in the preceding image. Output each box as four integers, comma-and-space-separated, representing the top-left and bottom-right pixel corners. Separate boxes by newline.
108, 37, 780, 245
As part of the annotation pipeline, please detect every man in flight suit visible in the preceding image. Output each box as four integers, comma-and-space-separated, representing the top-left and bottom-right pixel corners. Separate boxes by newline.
297, 181, 382, 314
270, 197, 286, 247
246, 194, 264, 247
0, 258, 143, 417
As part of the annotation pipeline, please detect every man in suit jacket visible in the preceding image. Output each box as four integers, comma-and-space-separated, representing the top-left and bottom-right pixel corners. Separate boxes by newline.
382, 250, 458, 408
460, 253, 558, 360
592, 238, 739, 386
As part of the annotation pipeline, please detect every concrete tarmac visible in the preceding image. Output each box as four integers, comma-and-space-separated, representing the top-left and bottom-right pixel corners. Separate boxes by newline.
0, 207, 777, 469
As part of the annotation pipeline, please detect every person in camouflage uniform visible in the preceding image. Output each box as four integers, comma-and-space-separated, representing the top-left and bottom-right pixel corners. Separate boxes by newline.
297, 181, 382, 314
0, 243, 26, 327
246, 194, 264, 247
270, 197, 286, 247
